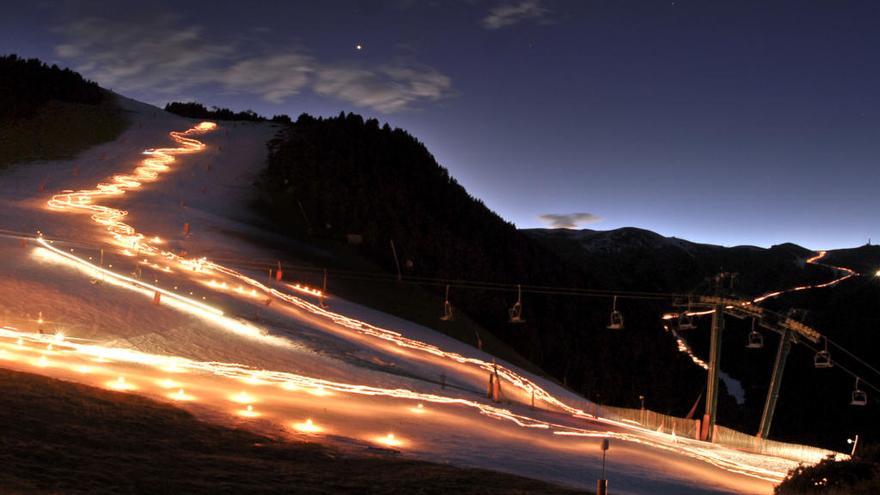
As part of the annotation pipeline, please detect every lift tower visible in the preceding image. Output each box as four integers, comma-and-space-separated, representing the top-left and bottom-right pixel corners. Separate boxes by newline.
701, 273, 733, 442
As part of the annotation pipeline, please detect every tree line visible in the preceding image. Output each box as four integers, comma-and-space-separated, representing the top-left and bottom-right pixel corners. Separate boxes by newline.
0, 54, 105, 119
164, 101, 291, 124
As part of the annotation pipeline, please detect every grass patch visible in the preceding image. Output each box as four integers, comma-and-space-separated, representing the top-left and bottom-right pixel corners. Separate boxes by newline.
0, 96, 128, 169
0, 368, 586, 494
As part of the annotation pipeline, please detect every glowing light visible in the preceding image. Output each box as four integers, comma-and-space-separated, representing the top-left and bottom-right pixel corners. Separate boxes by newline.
293, 418, 323, 434
107, 376, 136, 391
157, 378, 182, 389
34, 355, 51, 367
169, 388, 195, 401
376, 433, 403, 448
238, 404, 260, 418
242, 373, 270, 386
410, 403, 427, 414
230, 391, 256, 404
308, 386, 331, 397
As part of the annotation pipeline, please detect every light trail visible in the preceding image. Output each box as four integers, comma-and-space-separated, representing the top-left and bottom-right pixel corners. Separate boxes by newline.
752, 251, 857, 304
665, 250, 859, 369
0, 326, 816, 483
47, 122, 216, 257
20, 120, 843, 490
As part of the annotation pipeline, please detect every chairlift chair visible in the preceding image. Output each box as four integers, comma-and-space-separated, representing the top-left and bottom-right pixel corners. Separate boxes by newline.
678, 312, 696, 331
509, 284, 525, 324
440, 284, 454, 321
746, 319, 763, 349
814, 337, 833, 369
747, 331, 764, 349
851, 378, 867, 406
607, 295, 624, 330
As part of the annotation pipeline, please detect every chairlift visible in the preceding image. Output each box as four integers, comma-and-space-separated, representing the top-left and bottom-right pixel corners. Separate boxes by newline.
851, 378, 867, 406
509, 284, 525, 324
440, 284, 454, 322
746, 319, 763, 349
814, 337, 833, 369
607, 295, 624, 330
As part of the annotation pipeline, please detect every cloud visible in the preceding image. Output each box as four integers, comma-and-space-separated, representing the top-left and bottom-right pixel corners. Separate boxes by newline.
54, 16, 452, 113
314, 63, 452, 113
483, 0, 548, 29
54, 16, 232, 94
224, 54, 314, 104
539, 213, 603, 229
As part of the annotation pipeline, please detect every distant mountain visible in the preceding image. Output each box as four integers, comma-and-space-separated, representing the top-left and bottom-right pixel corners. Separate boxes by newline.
524, 227, 822, 296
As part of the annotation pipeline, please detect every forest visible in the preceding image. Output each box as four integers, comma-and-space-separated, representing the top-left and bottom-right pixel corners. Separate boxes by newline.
0, 54, 105, 119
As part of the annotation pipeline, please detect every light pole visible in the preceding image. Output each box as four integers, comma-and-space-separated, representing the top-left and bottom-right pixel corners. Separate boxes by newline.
639, 395, 646, 424
848, 435, 860, 457
597, 438, 610, 495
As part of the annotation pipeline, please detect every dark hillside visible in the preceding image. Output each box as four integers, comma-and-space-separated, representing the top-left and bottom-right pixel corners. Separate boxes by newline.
0, 54, 128, 168
253, 112, 707, 417
825, 244, 880, 275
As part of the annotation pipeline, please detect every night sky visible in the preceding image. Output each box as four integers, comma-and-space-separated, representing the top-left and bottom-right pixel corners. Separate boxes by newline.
3, 1, 878, 249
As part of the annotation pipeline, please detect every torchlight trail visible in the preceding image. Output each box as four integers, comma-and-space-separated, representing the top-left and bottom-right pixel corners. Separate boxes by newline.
0, 325, 815, 482
752, 251, 857, 303
23, 121, 844, 489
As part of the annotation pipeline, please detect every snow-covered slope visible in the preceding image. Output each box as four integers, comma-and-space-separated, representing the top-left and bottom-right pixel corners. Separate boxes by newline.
0, 97, 812, 494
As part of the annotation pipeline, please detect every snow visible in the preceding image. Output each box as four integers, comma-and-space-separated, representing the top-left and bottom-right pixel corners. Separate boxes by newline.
0, 95, 801, 494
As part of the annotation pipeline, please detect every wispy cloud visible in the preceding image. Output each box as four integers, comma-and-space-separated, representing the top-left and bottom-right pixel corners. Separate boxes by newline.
224, 53, 314, 104
539, 213, 602, 229
54, 16, 452, 113
483, 0, 548, 29
55, 16, 231, 94
314, 64, 451, 113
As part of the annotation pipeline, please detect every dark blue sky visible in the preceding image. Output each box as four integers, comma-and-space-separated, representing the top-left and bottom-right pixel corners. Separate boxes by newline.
3, 1, 878, 248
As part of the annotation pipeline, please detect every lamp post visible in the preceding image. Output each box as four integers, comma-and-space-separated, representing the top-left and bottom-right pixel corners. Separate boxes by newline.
639, 395, 646, 424
597, 438, 610, 495
848, 435, 860, 457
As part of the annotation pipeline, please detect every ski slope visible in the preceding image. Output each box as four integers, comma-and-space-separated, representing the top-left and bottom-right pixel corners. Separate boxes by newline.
0, 97, 819, 494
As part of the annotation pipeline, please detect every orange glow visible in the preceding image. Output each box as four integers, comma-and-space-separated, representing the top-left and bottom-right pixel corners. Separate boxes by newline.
157, 378, 183, 389
238, 404, 260, 418
376, 433, 403, 448
168, 388, 195, 401
293, 418, 323, 434
106, 376, 136, 391
230, 391, 257, 404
